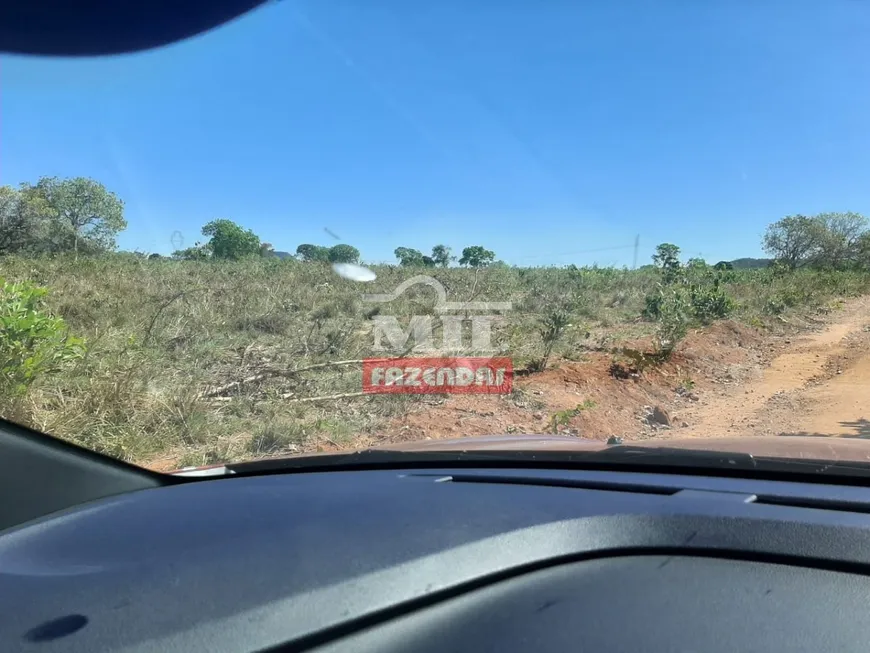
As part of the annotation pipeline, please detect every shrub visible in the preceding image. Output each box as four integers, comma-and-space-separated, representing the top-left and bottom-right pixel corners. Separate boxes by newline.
643, 291, 663, 320
645, 273, 735, 325
530, 307, 571, 372
653, 287, 691, 356
0, 278, 85, 396
689, 280, 734, 323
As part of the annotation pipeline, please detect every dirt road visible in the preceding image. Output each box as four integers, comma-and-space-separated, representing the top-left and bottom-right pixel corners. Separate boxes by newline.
375, 296, 870, 448
675, 297, 870, 440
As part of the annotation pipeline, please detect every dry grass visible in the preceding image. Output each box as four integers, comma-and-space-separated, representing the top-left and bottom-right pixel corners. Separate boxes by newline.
2, 253, 869, 467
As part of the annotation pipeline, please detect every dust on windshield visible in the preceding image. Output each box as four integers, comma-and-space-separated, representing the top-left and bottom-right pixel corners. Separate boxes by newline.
3, 2, 870, 472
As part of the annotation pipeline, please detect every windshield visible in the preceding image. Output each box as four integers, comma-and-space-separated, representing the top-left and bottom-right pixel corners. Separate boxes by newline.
3, 1, 870, 474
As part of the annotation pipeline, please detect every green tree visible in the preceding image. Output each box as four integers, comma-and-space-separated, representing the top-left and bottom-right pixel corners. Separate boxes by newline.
814, 212, 868, 269
856, 232, 870, 268
394, 247, 436, 267
0, 186, 38, 255
652, 243, 682, 283
328, 244, 361, 264
395, 247, 425, 266
17, 184, 73, 254
652, 243, 681, 269
296, 244, 330, 262
762, 215, 825, 270
201, 219, 261, 260
431, 244, 454, 267
26, 176, 126, 255
763, 212, 869, 270
459, 245, 495, 268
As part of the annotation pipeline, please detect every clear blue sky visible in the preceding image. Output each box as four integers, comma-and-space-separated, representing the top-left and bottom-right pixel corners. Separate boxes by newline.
3, 0, 870, 266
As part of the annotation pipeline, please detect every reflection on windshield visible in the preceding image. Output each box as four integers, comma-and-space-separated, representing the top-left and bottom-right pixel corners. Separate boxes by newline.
3, 2, 870, 472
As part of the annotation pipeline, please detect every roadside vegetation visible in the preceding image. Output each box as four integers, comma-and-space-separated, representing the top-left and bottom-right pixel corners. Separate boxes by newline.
3, 176, 870, 466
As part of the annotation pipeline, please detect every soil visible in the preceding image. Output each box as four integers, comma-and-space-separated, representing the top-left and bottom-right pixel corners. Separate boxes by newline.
376, 297, 870, 445
149, 297, 870, 471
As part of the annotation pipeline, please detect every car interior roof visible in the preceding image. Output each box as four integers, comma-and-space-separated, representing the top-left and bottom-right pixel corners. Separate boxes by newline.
0, 0, 268, 56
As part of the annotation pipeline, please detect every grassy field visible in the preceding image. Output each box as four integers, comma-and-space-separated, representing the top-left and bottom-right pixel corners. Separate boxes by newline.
2, 254, 869, 468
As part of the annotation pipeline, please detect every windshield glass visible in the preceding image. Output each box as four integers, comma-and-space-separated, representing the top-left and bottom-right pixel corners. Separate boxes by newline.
3, 1, 870, 473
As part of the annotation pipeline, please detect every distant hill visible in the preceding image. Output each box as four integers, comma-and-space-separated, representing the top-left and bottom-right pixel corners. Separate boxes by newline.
272, 251, 294, 260
729, 257, 773, 269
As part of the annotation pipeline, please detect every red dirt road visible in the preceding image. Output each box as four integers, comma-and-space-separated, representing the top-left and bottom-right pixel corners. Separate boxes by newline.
380, 297, 870, 445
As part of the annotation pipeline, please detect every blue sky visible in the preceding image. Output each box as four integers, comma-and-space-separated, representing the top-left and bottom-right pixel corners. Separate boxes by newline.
3, 0, 870, 266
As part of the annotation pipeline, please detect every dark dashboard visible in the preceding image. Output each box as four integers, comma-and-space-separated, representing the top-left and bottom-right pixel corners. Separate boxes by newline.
5, 464, 870, 652
5, 0, 870, 651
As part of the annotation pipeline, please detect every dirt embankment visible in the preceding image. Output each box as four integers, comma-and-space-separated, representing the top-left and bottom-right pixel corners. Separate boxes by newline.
379, 297, 870, 445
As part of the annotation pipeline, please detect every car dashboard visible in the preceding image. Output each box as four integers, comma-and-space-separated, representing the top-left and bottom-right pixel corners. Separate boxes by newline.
4, 464, 870, 652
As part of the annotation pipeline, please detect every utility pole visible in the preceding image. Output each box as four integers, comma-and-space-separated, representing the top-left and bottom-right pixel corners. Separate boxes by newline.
632, 234, 640, 269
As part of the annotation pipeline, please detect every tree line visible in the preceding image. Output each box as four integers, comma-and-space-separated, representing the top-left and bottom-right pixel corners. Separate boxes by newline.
173, 228, 501, 268
625, 212, 870, 273
167, 225, 502, 267
4, 176, 870, 272
291, 243, 499, 267
0, 176, 504, 266
391, 244, 498, 268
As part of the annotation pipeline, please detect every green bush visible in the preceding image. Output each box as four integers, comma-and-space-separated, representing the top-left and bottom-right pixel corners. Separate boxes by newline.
642, 285, 692, 355
654, 287, 691, 356
689, 280, 734, 323
643, 291, 663, 320
645, 273, 735, 325
0, 278, 85, 396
